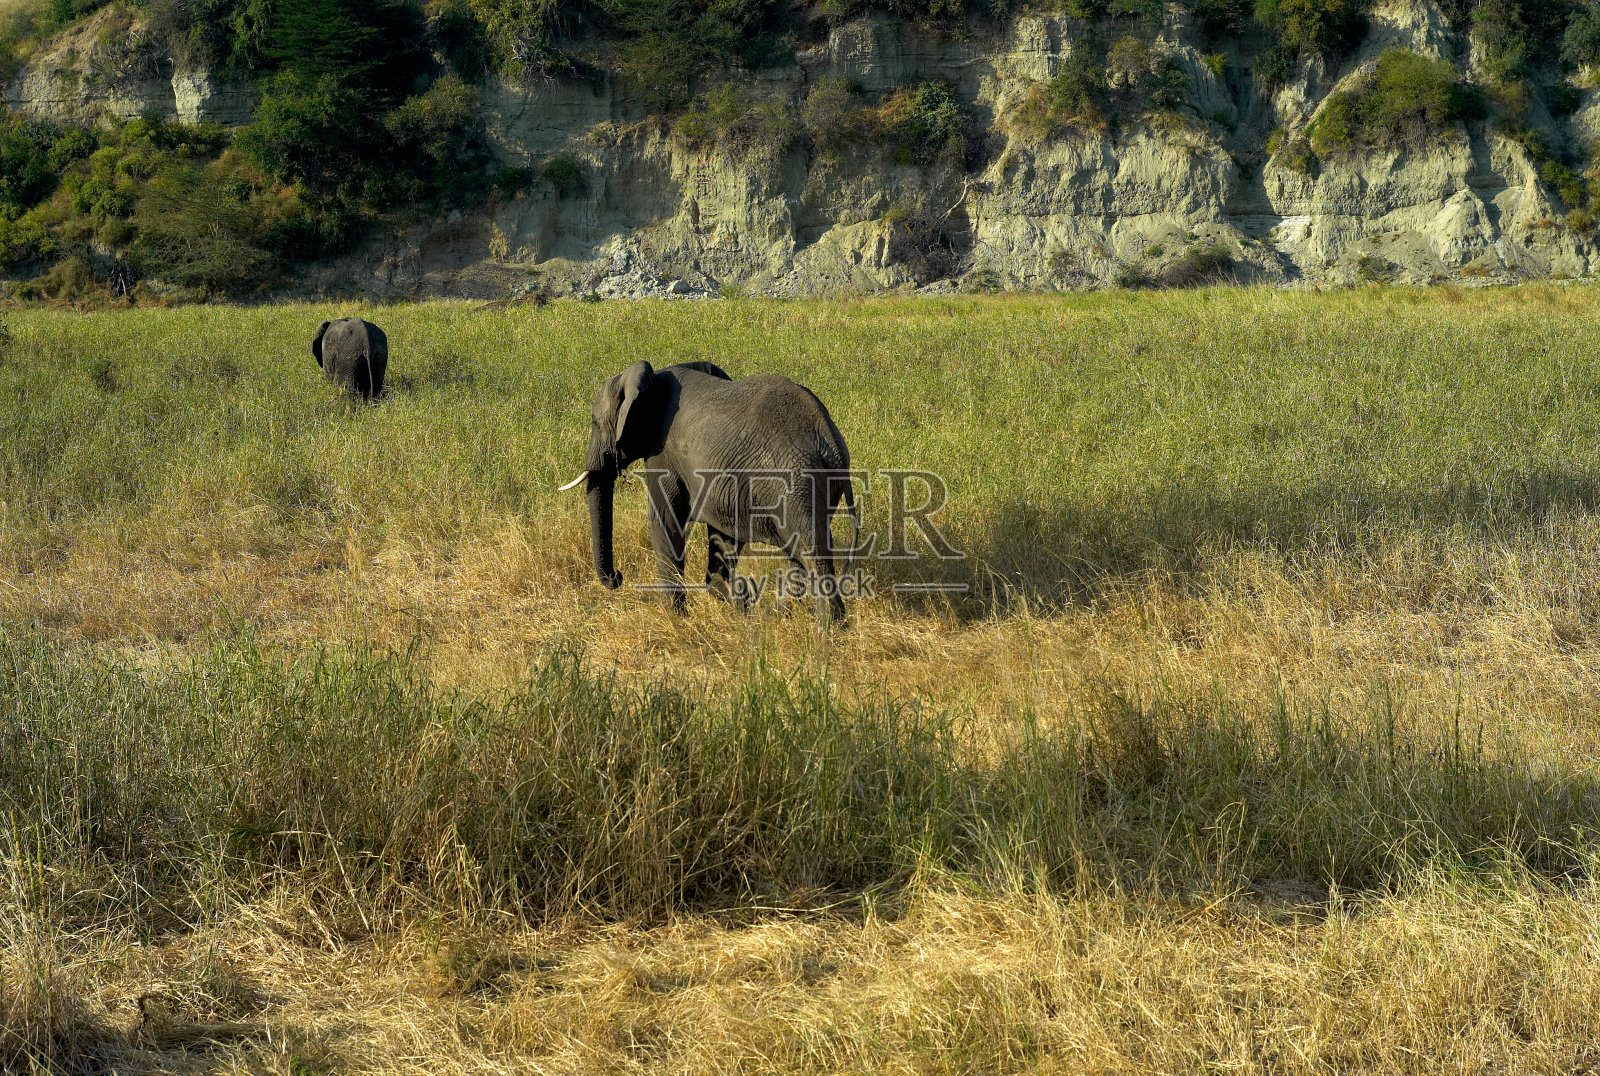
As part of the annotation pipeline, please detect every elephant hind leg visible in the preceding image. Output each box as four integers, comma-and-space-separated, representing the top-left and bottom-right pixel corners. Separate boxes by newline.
705, 526, 748, 611
810, 546, 846, 625
786, 514, 846, 625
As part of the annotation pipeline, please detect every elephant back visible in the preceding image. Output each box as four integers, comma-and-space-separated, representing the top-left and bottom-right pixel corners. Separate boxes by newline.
730, 374, 850, 469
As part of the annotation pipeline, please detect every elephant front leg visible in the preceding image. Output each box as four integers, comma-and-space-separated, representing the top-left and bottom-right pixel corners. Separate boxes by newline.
705, 526, 748, 611
645, 471, 691, 612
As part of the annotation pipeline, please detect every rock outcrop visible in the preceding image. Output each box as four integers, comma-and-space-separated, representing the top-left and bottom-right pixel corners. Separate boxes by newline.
5, 7, 253, 128
6, 0, 1595, 296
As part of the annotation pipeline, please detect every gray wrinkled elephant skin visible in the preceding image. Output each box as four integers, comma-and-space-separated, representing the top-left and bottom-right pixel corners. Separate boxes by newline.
572, 360, 857, 622
312, 318, 388, 400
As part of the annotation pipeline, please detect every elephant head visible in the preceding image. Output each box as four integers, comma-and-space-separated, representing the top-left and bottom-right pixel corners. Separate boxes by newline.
560, 360, 657, 589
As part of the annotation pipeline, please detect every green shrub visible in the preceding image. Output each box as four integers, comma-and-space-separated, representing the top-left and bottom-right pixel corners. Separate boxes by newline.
819, 0, 979, 23
1008, 51, 1108, 138
0, 106, 361, 293
0, 113, 85, 215
1189, 0, 1254, 38
673, 83, 801, 160
424, 0, 491, 80
1108, 33, 1149, 88
1266, 127, 1318, 172
1473, 0, 1529, 80
1540, 159, 1590, 208
258, 0, 427, 103
1309, 50, 1483, 153
1161, 241, 1240, 285
1565, 2, 1600, 68
1355, 253, 1394, 281
607, 0, 709, 108
48, 0, 111, 25
1469, 0, 1565, 86
382, 74, 490, 202
238, 64, 479, 209
1256, 0, 1366, 58
539, 152, 584, 197
1101, 36, 1189, 112
138, 0, 253, 71
1498, 113, 1548, 156
1253, 41, 1297, 85
490, 165, 534, 197
0, 113, 249, 281
1147, 55, 1190, 109
385, 75, 478, 162
886, 203, 962, 282
0, 2, 56, 80
459, 0, 566, 78
1115, 262, 1156, 288
235, 73, 369, 194
129, 167, 278, 294
1547, 82, 1583, 114
18, 253, 97, 301
0, 212, 47, 268
879, 80, 968, 166
1281, 143, 1317, 172
65, 154, 136, 222
801, 76, 876, 159
597, 0, 791, 112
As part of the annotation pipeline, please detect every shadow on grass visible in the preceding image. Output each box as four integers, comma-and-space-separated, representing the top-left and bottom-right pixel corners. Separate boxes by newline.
881, 465, 1600, 618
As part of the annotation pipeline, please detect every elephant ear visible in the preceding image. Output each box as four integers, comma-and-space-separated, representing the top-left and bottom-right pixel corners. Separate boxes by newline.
613, 360, 654, 446
312, 321, 331, 368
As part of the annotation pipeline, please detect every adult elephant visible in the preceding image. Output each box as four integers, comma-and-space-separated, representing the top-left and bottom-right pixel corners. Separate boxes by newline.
558, 360, 857, 621
312, 318, 388, 400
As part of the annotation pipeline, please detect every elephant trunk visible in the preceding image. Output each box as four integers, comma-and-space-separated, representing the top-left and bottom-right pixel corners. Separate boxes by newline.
586, 475, 621, 589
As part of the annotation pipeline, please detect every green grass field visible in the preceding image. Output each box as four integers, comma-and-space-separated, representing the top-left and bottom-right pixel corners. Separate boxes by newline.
8, 286, 1600, 1073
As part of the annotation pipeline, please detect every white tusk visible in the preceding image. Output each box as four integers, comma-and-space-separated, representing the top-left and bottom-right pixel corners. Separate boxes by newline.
557, 470, 590, 492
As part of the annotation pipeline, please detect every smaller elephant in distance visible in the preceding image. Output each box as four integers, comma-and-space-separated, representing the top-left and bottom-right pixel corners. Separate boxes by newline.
313, 318, 388, 400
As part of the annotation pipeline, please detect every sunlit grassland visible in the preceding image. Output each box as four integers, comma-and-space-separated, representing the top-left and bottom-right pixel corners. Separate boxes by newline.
7, 286, 1600, 735
8, 286, 1600, 1073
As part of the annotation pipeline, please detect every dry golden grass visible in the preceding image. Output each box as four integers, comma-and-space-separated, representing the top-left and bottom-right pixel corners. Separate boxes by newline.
20, 874, 1600, 1074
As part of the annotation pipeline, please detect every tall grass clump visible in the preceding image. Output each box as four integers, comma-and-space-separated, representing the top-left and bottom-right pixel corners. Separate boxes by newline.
4, 628, 1600, 934
0, 872, 110, 1075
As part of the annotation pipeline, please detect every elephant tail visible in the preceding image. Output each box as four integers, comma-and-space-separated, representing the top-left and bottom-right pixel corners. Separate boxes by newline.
839, 477, 859, 574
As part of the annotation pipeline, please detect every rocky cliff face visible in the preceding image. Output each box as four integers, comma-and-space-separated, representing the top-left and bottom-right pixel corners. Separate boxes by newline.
9, 0, 1597, 297
5, 7, 254, 129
